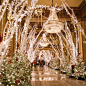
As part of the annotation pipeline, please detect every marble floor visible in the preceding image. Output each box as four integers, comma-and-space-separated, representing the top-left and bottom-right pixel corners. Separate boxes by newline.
0, 65, 86, 86
31, 65, 86, 86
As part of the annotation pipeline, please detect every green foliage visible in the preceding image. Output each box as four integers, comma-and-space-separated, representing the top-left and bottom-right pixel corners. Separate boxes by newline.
49, 59, 59, 69
1, 53, 32, 86
74, 56, 86, 79
66, 65, 73, 76
60, 57, 69, 73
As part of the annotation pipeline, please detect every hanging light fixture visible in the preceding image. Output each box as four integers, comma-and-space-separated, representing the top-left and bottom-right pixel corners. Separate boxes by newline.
40, 42, 49, 47
40, 34, 49, 47
43, 0, 64, 33
34, 8, 43, 16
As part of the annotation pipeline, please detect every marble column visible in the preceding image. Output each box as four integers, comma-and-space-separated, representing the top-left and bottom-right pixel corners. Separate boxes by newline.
81, 21, 86, 65
79, 22, 83, 58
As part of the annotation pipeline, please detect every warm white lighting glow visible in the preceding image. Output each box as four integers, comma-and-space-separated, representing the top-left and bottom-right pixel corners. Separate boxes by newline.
43, 7, 64, 33
40, 34, 49, 47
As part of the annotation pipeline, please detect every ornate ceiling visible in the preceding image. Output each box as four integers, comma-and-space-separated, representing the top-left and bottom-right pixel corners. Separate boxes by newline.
28, 0, 83, 7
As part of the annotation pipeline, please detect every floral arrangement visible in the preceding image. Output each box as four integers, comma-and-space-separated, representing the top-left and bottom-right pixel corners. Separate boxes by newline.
1, 53, 32, 86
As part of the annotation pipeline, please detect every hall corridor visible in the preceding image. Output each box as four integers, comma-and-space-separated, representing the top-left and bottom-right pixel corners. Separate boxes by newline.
31, 66, 86, 86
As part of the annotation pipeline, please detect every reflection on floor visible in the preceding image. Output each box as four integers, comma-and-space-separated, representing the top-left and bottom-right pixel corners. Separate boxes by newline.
31, 65, 86, 86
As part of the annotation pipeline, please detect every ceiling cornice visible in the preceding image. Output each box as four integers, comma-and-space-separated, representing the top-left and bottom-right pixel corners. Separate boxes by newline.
78, 0, 86, 10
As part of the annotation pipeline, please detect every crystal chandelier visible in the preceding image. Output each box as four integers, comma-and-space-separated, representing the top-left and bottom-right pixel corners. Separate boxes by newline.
40, 42, 49, 47
40, 34, 49, 47
43, 7, 64, 33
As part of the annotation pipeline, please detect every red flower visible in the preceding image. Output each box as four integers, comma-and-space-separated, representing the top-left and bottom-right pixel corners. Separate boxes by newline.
16, 51, 18, 53
15, 80, 17, 83
20, 77, 22, 79
78, 52, 81, 55
7, 55, 10, 57
8, 60, 12, 64
0, 74, 1, 77
15, 80, 18, 84
71, 65, 75, 67
25, 72, 27, 75
18, 80, 20, 83
16, 58, 18, 61
27, 80, 29, 82
15, 80, 20, 84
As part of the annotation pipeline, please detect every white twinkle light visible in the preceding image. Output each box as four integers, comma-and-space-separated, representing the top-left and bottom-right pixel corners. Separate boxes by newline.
43, 7, 64, 33
0, 0, 85, 69
40, 34, 49, 47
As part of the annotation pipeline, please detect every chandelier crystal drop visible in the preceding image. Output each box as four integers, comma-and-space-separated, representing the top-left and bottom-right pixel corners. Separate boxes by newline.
43, 7, 64, 33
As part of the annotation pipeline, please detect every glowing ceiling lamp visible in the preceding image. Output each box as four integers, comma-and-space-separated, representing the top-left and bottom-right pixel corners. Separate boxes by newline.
34, 8, 43, 16
43, 7, 64, 33
40, 34, 49, 47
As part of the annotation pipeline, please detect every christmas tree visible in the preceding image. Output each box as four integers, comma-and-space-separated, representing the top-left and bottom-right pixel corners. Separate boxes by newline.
1, 53, 32, 86
66, 64, 75, 77
49, 58, 59, 70
60, 57, 69, 74
74, 54, 86, 79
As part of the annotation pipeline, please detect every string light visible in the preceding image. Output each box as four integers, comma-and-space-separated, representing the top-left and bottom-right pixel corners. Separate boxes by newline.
0, 0, 85, 67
